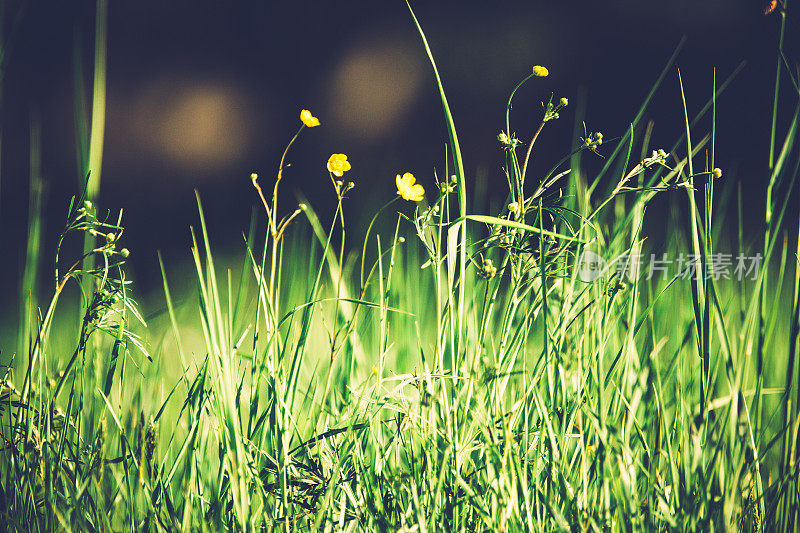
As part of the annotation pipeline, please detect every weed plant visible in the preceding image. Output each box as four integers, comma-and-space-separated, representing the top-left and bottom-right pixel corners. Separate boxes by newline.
1, 3, 799, 531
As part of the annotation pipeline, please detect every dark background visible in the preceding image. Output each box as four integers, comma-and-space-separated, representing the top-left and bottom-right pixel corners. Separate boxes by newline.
0, 0, 797, 330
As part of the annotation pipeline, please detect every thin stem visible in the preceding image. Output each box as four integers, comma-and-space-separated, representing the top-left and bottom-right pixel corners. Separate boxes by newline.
520, 120, 547, 186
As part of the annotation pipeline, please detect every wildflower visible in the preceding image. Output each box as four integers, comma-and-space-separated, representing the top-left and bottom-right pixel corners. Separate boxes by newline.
583, 131, 604, 152
507, 202, 521, 217
633, 149, 668, 173
105, 233, 116, 243
119, 248, 130, 258
327, 154, 351, 177
763, 0, 778, 15
544, 96, 568, 122
396, 172, 425, 202
300, 109, 320, 128
498, 131, 522, 149
480, 258, 497, 279
532, 65, 549, 77
712, 167, 722, 179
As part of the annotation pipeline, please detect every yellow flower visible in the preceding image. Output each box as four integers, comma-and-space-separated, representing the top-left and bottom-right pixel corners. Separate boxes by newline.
300, 109, 320, 127
327, 154, 351, 177
396, 172, 425, 202
532, 65, 549, 77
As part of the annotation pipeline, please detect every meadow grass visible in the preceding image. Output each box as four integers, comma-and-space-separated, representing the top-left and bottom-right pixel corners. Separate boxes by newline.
2, 3, 800, 531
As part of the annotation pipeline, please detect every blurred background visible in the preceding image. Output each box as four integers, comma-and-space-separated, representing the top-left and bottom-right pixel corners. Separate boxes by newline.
0, 0, 797, 334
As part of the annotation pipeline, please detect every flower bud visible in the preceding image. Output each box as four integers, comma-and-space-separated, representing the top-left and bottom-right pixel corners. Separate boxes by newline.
532, 65, 549, 77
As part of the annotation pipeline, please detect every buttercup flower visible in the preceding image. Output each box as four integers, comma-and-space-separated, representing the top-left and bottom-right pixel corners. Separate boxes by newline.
532, 65, 549, 77
396, 172, 425, 202
327, 154, 351, 177
300, 109, 320, 127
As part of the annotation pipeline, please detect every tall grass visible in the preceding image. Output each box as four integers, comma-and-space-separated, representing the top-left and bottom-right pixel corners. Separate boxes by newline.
1, 3, 799, 531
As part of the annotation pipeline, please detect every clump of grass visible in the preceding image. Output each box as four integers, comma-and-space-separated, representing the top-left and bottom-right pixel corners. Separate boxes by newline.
2, 3, 800, 531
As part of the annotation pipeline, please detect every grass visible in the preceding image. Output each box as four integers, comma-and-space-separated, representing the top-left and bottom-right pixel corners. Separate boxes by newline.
1, 2, 800, 531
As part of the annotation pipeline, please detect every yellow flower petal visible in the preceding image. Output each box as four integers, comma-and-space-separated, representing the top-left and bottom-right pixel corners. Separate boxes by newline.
327, 154, 351, 177
396, 172, 424, 201
300, 109, 320, 127
405, 184, 425, 202
396, 172, 414, 189
532, 65, 549, 77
